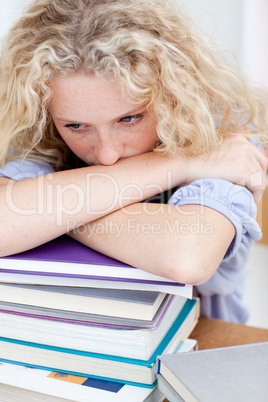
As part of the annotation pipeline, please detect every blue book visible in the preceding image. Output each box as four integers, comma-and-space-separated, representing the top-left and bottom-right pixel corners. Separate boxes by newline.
0, 299, 199, 387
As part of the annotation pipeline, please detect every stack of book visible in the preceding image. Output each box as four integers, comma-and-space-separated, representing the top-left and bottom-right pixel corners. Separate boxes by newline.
0, 235, 199, 401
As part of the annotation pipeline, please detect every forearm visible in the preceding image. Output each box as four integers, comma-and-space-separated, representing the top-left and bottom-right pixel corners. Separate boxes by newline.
0, 152, 188, 256
69, 203, 235, 285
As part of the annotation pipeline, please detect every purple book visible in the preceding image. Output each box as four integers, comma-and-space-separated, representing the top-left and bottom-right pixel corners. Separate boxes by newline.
0, 235, 192, 297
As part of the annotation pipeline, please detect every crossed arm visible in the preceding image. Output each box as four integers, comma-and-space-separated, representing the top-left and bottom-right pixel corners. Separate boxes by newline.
68, 134, 267, 285
0, 135, 267, 285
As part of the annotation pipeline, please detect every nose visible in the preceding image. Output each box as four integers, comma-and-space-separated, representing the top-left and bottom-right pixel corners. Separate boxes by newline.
95, 132, 124, 166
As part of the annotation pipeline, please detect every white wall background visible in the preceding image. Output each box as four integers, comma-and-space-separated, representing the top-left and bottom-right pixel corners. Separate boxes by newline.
242, 0, 268, 88
1, 0, 267, 88
181, 0, 245, 62
180, 0, 268, 88
0, 0, 30, 39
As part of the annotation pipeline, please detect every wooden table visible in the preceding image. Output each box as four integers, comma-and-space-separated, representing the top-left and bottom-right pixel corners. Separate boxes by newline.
190, 317, 268, 350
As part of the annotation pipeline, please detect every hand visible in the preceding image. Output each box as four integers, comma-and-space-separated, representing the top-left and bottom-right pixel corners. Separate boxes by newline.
185, 134, 268, 203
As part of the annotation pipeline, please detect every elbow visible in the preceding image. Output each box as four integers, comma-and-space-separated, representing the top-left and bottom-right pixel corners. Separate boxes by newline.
161, 255, 217, 286
157, 234, 229, 286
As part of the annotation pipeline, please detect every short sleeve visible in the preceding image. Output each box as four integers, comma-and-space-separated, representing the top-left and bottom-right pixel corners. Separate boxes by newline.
0, 159, 55, 181
168, 179, 262, 261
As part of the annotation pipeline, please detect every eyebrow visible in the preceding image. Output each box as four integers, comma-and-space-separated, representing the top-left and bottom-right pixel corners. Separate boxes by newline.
53, 106, 147, 124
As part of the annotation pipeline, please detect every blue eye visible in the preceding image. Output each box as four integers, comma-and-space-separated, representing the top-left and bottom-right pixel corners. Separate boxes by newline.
120, 114, 142, 123
64, 123, 82, 130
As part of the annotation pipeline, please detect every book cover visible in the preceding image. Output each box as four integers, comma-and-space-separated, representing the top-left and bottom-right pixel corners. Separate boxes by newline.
0, 235, 192, 298
0, 299, 199, 387
157, 342, 268, 402
0, 296, 186, 360
0, 283, 166, 320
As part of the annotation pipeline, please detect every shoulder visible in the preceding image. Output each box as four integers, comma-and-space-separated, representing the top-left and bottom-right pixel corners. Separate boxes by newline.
0, 159, 55, 180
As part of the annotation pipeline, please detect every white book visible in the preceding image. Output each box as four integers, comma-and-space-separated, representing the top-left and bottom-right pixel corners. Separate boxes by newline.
0, 284, 166, 320
0, 362, 163, 402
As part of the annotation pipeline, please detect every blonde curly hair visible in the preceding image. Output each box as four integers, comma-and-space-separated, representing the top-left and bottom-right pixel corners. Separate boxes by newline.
0, 0, 267, 170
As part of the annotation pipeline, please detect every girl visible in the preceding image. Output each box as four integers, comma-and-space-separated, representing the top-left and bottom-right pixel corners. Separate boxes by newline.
0, 0, 267, 322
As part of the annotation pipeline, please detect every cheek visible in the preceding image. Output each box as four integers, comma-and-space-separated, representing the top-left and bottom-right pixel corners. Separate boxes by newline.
69, 139, 93, 158
136, 128, 158, 151
57, 130, 89, 157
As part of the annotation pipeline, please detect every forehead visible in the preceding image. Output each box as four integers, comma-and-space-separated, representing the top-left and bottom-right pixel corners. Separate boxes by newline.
50, 73, 124, 103
49, 73, 143, 120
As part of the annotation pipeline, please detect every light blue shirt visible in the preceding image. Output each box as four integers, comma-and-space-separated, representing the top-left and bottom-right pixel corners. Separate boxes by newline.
0, 160, 262, 323
0, 159, 55, 179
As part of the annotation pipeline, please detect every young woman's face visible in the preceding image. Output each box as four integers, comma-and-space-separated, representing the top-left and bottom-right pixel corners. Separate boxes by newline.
49, 73, 159, 166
